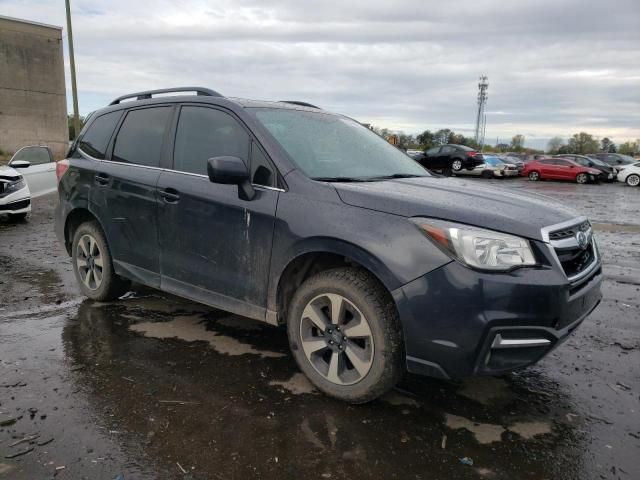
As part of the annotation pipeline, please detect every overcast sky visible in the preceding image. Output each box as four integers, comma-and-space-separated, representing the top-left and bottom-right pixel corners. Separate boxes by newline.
3, 0, 639, 149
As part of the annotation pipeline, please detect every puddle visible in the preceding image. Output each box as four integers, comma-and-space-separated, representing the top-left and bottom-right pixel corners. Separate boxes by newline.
509, 421, 553, 439
269, 373, 316, 394
457, 377, 513, 406
129, 316, 286, 358
445, 414, 505, 444
446, 414, 553, 444
381, 391, 421, 407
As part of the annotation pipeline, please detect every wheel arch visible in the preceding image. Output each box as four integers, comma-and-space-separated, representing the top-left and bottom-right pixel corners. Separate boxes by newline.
270, 239, 399, 325
63, 207, 105, 255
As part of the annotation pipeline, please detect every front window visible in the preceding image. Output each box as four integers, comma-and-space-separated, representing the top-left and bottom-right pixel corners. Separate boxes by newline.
251, 109, 428, 181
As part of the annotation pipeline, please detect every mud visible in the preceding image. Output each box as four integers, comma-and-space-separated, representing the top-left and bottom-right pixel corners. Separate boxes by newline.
1, 179, 639, 479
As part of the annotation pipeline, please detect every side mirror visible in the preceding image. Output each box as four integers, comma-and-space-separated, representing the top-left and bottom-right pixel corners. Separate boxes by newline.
9, 160, 31, 169
207, 156, 255, 201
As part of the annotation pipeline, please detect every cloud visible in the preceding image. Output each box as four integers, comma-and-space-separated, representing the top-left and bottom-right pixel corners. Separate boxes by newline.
2, 0, 639, 147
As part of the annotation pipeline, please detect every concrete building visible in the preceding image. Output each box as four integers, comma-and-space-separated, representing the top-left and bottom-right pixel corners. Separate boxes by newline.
0, 15, 67, 159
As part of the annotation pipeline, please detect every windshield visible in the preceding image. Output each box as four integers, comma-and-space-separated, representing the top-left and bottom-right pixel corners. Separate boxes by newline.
251, 108, 429, 180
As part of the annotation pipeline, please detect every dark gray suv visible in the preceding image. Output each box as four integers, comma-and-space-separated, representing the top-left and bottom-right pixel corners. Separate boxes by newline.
55, 87, 602, 403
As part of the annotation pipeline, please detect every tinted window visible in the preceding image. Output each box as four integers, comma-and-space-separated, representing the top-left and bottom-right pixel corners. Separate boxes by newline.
426, 147, 440, 155
441, 146, 454, 153
250, 141, 275, 187
113, 107, 172, 167
554, 160, 571, 166
173, 107, 249, 175
457, 145, 474, 152
538, 159, 554, 165
79, 111, 122, 159
12, 146, 51, 165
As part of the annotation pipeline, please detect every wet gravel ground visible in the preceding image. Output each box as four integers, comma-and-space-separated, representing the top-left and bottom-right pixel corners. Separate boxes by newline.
0, 179, 639, 480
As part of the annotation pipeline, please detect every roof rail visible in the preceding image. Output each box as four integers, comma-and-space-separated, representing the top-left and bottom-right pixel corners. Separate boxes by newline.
279, 100, 321, 109
109, 87, 223, 105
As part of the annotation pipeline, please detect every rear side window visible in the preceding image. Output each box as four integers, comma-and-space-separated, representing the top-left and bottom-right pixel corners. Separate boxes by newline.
12, 146, 51, 165
113, 107, 172, 167
79, 111, 122, 159
426, 147, 439, 155
173, 106, 249, 175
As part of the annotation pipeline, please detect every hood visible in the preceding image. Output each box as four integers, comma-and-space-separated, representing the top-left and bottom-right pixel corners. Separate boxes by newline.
333, 176, 581, 241
0, 165, 21, 181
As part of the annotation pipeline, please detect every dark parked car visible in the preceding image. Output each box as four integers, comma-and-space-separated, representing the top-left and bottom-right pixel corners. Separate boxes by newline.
587, 153, 636, 167
556, 154, 617, 182
55, 87, 602, 403
416, 144, 484, 173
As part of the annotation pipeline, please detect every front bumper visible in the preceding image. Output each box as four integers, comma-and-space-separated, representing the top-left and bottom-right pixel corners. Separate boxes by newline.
393, 245, 602, 379
0, 195, 31, 214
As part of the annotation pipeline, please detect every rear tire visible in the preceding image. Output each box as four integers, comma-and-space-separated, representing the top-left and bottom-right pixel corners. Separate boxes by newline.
626, 174, 640, 187
528, 171, 540, 181
287, 267, 403, 403
72, 221, 130, 301
452, 159, 463, 171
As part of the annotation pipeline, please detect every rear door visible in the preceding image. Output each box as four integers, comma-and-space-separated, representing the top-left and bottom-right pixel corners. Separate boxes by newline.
9, 146, 56, 197
157, 105, 279, 319
90, 105, 173, 287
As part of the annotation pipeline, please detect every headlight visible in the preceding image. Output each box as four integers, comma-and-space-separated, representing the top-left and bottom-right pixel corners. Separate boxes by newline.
411, 218, 537, 271
5, 177, 26, 192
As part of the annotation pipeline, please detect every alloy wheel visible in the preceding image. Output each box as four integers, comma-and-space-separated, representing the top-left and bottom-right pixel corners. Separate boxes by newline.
452, 160, 463, 171
76, 234, 103, 291
627, 174, 640, 187
529, 171, 539, 181
299, 293, 374, 386
576, 173, 588, 184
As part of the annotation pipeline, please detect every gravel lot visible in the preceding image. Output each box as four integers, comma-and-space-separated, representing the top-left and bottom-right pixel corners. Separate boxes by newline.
1, 178, 638, 480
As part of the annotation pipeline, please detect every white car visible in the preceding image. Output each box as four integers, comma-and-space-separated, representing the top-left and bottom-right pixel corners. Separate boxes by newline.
454, 155, 520, 178
617, 161, 640, 187
1, 145, 58, 219
8, 145, 58, 197
0, 164, 31, 219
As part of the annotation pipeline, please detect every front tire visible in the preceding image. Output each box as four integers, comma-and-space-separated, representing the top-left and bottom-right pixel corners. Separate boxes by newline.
626, 174, 640, 187
287, 268, 403, 403
528, 171, 540, 181
576, 173, 588, 184
72, 221, 130, 301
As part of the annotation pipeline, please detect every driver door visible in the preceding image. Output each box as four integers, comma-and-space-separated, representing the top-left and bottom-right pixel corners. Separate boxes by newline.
157, 105, 279, 319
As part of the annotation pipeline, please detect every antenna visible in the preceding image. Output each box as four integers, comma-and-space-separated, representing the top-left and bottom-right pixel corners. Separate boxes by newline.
474, 75, 489, 145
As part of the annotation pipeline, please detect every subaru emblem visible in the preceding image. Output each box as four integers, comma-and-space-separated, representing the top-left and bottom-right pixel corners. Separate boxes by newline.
576, 231, 588, 249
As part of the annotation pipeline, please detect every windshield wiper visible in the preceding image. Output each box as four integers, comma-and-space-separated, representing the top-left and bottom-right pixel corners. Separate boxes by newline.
311, 176, 371, 182
367, 173, 427, 180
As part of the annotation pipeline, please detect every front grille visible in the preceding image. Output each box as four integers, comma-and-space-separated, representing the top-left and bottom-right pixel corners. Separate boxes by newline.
548, 221, 590, 241
0, 198, 30, 211
555, 243, 595, 278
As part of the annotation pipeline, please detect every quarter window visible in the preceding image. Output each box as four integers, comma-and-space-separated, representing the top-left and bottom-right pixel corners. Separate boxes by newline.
173, 106, 249, 176
113, 107, 172, 167
250, 141, 275, 187
79, 111, 122, 159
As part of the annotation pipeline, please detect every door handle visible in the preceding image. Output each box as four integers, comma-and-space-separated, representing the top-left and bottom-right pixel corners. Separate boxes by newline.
159, 188, 180, 203
94, 173, 110, 186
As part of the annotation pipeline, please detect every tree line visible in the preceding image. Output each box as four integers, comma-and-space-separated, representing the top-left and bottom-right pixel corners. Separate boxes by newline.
372, 125, 639, 157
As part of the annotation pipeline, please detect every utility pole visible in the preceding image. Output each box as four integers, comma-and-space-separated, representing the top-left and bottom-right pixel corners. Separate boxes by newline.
474, 76, 488, 145
65, 0, 80, 139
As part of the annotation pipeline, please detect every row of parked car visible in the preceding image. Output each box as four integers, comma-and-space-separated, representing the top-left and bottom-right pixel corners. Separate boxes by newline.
407, 146, 640, 186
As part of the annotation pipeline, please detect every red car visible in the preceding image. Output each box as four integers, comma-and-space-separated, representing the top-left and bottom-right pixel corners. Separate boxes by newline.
521, 157, 601, 184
